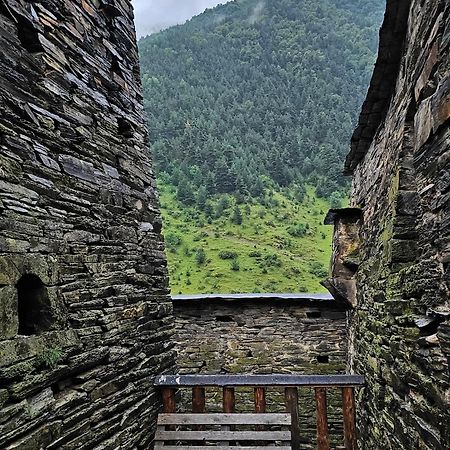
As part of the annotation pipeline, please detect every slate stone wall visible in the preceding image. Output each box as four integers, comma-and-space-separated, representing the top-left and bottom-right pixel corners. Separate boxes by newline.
173, 295, 349, 447
341, 0, 450, 448
0, 1, 175, 448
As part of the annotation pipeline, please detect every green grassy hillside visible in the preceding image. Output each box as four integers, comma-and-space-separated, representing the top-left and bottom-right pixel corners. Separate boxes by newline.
159, 183, 335, 294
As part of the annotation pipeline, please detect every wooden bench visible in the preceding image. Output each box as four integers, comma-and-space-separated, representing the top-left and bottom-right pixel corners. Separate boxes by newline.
154, 413, 292, 449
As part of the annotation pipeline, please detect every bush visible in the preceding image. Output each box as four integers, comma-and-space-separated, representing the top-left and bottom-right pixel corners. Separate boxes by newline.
195, 248, 206, 265
262, 254, 282, 268
230, 259, 240, 271
287, 223, 309, 237
249, 251, 262, 258
165, 233, 182, 247
219, 250, 238, 260
310, 261, 328, 278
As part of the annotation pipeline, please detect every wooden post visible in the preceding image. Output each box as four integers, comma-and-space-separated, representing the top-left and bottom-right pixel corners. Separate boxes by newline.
223, 387, 235, 413
254, 387, 266, 432
192, 387, 206, 413
342, 387, 357, 450
285, 387, 301, 450
162, 387, 176, 432
162, 388, 176, 413
315, 387, 330, 450
254, 387, 266, 413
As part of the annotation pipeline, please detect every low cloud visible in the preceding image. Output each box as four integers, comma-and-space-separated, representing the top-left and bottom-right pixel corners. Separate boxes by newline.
131, 0, 232, 38
248, 1, 265, 24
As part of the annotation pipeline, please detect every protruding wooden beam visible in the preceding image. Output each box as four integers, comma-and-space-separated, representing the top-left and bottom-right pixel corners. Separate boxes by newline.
315, 387, 330, 450
285, 387, 301, 450
342, 387, 357, 450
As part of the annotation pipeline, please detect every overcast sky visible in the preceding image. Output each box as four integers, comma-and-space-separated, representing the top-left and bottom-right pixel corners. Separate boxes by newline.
131, 0, 232, 38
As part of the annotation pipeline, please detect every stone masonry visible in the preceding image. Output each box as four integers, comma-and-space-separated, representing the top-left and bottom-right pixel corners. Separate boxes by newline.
328, 0, 450, 448
173, 293, 349, 448
0, 1, 175, 448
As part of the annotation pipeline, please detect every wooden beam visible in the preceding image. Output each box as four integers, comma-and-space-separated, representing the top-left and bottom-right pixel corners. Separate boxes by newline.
157, 413, 292, 425
155, 374, 365, 388
223, 387, 235, 413
342, 387, 357, 450
254, 387, 266, 413
162, 387, 176, 413
315, 387, 330, 450
285, 387, 301, 450
192, 387, 206, 413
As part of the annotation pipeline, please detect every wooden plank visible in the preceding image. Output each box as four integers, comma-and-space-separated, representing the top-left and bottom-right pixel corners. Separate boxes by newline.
285, 387, 300, 450
223, 387, 235, 413
157, 413, 292, 425
192, 387, 206, 413
155, 374, 365, 388
342, 387, 357, 450
155, 444, 291, 450
315, 387, 330, 450
155, 430, 292, 441
162, 387, 176, 413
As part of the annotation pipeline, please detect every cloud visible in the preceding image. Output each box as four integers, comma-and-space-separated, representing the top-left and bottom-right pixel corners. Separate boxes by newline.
131, 0, 232, 38
248, 1, 265, 24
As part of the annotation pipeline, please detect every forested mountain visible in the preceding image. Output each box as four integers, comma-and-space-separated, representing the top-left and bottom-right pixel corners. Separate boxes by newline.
139, 0, 384, 201
137, 0, 385, 293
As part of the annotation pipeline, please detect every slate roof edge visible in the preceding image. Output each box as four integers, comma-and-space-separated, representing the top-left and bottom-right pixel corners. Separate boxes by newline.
344, 0, 412, 175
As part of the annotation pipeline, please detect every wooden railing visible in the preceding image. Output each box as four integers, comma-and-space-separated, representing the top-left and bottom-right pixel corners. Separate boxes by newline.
154, 374, 365, 450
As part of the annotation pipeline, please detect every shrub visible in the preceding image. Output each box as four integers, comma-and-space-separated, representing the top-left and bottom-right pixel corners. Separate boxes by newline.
219, 250, 238, 260
310, 261, 328, 279
165, 233, 182, 247
230, 259, 240, 271
195, 248, 206, 265
262, 254, 282, 268
287, 223, 309, 237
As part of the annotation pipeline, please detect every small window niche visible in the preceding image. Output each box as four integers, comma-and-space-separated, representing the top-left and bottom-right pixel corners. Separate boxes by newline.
17, 16, 44, 53
317, 355, 329, 364
17, 274, 54, 336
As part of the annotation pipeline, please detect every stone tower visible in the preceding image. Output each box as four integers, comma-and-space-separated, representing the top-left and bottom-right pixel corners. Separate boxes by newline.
0, 0, 175, 448
328, 0, 450, 448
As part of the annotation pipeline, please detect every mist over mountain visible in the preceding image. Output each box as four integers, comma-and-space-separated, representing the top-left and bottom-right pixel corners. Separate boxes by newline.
132, 0, 231, 37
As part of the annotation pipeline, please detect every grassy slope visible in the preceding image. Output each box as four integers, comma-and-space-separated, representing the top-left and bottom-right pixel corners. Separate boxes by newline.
159, 182, 334, 294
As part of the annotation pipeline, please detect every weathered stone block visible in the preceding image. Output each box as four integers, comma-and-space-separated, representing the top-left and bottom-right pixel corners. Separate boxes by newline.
0, 286, 18, 338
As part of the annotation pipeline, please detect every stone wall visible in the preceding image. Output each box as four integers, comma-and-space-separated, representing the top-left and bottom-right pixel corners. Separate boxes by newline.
173, 294, 349, 448
0, 1, 175, 448
335, 0, 450, 448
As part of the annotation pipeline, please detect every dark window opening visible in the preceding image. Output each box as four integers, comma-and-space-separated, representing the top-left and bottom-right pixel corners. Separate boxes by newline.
317, 355, 329, 364
100, 2, 122, 18
216, 315, 234, 323
17, 274, 54, 336
117, 117, 134, 138
17, 16, 44, 53
306, 311, 322, 319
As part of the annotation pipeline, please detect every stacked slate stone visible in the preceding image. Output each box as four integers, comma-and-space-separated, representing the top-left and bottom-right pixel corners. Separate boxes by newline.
331, 0, 450, 448
0, 0, 175, 448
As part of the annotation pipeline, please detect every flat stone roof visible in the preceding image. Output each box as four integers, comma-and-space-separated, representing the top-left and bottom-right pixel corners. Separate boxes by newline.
172, 293, 334, 302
